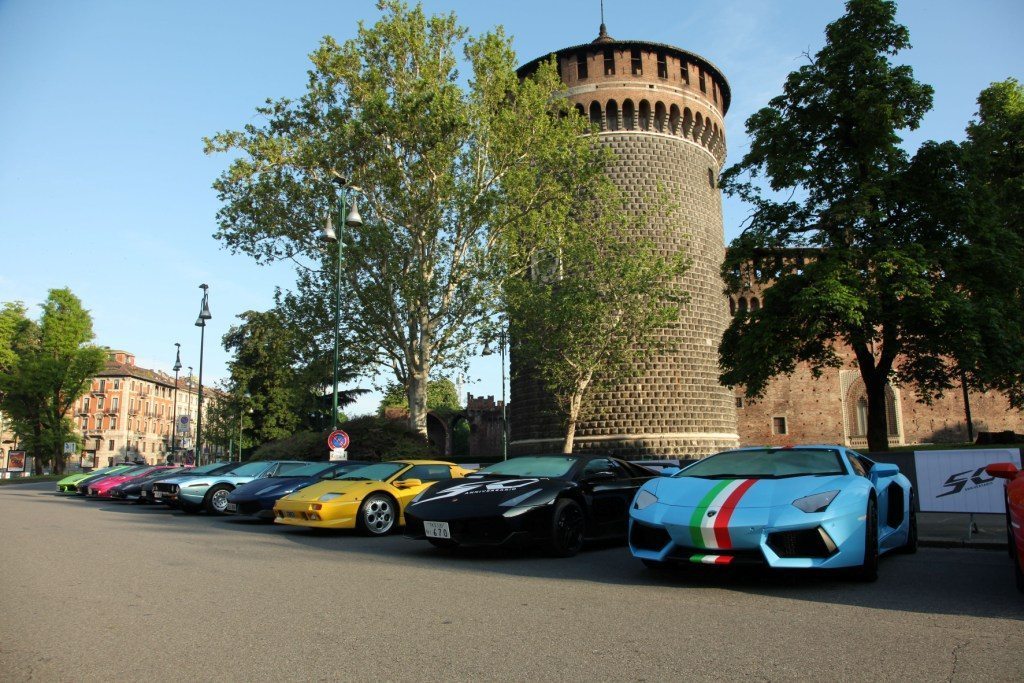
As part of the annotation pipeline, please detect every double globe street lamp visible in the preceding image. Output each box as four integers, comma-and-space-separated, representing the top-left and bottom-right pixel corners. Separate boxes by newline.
321, 174, 363, 431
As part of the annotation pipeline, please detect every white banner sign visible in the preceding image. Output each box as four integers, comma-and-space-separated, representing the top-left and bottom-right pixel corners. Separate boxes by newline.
329, 448, 348, 462
914, 448, 1021, 514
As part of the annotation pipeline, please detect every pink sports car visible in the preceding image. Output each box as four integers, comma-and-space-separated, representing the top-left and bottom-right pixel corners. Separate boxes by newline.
86, 466, 175, 498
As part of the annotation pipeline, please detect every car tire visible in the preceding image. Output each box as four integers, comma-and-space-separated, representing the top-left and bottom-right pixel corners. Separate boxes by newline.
852, 496, 879, 582
357, 494, 397, 536
204, 485, 233, 515
428, 538, 459, 550
1006, 496, 1015, 560
898, 488, 918, 554
548, 498, 586, 558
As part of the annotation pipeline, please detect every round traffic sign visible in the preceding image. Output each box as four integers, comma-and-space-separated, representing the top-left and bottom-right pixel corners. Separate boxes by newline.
327, 430, 350, 450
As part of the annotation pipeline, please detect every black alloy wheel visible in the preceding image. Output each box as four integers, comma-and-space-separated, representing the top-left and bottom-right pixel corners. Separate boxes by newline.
549, 498, 586, 557
852, 497, 879, 582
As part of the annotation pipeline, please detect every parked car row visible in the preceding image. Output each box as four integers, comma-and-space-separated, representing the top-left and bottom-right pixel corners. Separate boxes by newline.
54, 446, 936, 582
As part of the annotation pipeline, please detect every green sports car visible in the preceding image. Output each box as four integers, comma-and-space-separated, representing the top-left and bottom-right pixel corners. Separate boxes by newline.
56, 465, 135, 493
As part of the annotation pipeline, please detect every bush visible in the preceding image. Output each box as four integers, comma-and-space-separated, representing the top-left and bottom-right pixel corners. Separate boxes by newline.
250, 415, 434, 462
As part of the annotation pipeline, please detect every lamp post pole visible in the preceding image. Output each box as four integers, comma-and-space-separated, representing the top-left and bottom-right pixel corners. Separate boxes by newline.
499, 330, 507, 461
194, 285, 212, 465
171, 343, 181, 462
321, 176, 363, 430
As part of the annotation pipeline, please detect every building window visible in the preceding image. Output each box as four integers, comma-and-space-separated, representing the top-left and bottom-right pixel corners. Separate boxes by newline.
99, 379, 106, 392
113, 380, 119, 390
603, 48, 614, 75
108, 439, 114, 451
110, 417, 117, 429
97, 396, 104, 409
112, 397, 118, 411
712, 81, 718, 104
680, 59, 690, 84
708, 167, 716, 189
84, 397, 90, 412
735, 397, 743, 409
657, 52, 667, 78
576, 52, 588, 80
699, 69, 707, 93
630, 48, 642, 75
772, 416, 788, 435
96, 416, 104, 430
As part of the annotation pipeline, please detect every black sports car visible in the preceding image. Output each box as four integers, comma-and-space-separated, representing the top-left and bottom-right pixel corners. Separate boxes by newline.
404, 455, 655, 556
109, 466, 191, 502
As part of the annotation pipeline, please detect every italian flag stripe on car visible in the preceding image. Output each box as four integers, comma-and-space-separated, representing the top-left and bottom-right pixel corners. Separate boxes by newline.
689, 479, 757, 550
688, 480, 733, 548
689, 554, 733, 565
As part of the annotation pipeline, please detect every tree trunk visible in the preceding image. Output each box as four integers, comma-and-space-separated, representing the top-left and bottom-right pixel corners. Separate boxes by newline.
32, 422, 43, 475
863, 374, 890, 453
562, 391, 584, 454
407, 371, 429, 439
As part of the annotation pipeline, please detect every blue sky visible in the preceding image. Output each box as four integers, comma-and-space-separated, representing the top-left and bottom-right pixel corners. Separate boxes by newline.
1, 0, 1021, 417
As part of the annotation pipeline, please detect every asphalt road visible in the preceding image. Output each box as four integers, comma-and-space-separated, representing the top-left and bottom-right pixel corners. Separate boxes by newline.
1, 483, 1021, 682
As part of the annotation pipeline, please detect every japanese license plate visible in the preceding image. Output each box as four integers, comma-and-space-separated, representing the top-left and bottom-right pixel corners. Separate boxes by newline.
153, 491, 162, 499
424, 521, 451, 539
226, 503, 237, 512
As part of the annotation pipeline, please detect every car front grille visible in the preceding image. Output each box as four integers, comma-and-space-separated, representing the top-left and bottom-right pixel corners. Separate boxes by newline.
630, 521, 671, 552
766, 527, 837, 558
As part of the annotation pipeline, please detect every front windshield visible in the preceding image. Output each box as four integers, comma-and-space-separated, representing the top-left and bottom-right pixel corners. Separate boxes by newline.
220, 461, 269, 477
278, 462, 334, 478
476, 456, 577, 479
184, 462, 229, 476
678, 448, 846, 479
337, 462, 407, 482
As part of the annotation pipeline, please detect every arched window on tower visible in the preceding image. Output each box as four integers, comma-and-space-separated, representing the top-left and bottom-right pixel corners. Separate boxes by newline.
683, 108, 693, 137
693, 112, 703, 141
639, 100, 651, 131
738, 298, 748, 313
750, 297, 760, 311
574, 103, 585, 119
654, 102, 666, 133
729, 298, 736, 315
622, 99, 635, 130
669, 104, 680, 135
605, 100, 620, 131
589, 101, 602, 130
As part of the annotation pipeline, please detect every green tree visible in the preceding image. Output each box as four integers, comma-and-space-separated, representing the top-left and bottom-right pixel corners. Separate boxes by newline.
205, 1, 605, 438
221, 309, 363, 446
505, 186, 689, 453
0, 290, 105, 473
379, 377, 462, 415
953, 79, 1024, 408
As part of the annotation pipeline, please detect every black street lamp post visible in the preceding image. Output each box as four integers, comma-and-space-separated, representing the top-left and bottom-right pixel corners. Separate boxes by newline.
171, 343, 181, 461
321, 175, 363, 430
194, 285, 212, 465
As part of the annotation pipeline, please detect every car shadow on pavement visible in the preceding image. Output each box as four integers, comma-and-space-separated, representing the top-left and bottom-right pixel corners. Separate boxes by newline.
76, 493, 1023, 622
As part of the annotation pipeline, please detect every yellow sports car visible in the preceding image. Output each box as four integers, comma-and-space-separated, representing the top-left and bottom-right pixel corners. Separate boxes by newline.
273, 460, 473, 535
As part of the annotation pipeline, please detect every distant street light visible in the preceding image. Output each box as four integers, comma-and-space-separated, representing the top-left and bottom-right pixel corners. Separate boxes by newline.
321, 176, 363, 430
194, 285, 212, 465
171, 342, 182, 462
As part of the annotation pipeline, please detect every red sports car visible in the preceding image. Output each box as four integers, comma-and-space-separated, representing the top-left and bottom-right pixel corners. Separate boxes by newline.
986, 461, 1024, 592
86, 466, 175, 498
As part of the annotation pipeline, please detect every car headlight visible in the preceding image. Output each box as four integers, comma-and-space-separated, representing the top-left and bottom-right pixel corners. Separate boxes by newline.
792, 490, 840, 513
319, 492, 345, 502
634, 489, 659, 510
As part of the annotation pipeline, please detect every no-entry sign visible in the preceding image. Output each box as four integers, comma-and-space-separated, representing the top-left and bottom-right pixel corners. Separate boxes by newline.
327, 430, 350, 450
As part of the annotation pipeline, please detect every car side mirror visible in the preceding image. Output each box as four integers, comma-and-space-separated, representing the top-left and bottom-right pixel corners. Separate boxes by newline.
659, 467, 681, 477
985, 462, 1019, 480
871, 463, 899, 478
394, 478, 423, 489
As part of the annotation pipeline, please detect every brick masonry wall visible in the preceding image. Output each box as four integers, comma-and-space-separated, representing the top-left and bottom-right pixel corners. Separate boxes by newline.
510, 129, 739, 457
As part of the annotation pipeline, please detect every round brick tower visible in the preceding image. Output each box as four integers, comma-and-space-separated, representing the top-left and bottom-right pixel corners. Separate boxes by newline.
511, 25, 739, 458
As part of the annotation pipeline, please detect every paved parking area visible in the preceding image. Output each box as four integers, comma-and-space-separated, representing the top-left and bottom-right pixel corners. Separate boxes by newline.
1, 483, 1021, 681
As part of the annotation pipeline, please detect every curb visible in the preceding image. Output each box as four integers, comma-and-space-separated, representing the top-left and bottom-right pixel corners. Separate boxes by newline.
920, 538, 1007, 550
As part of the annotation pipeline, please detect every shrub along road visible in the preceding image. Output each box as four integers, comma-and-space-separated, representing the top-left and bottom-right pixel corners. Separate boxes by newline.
0, 483, 1020, 681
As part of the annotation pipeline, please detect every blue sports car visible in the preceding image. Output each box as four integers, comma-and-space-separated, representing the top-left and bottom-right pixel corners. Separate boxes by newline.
629, 445, 917, 581
224, 460, 369, 519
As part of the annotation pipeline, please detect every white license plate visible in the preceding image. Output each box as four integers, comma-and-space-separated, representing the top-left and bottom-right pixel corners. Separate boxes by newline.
226, 503, 237, 512
153, 491, 162, 499
424, 521, 451, 539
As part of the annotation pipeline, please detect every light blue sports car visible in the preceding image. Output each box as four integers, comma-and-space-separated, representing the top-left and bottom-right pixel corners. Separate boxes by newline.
151, 460, 308, 514
629, 446, 917, 581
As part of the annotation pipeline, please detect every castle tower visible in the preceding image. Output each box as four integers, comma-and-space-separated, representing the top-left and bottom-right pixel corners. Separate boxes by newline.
511, 26, 739, 458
